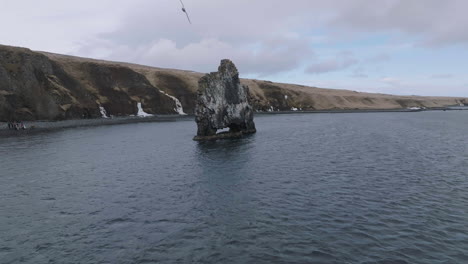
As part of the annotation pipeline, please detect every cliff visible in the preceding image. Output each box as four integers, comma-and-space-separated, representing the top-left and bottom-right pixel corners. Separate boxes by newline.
0, 44, 466, 121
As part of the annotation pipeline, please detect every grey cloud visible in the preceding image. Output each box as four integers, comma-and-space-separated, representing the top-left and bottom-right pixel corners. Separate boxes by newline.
55, 0, 468, 78
80, 0, 468, 77
75, 0, 318, 76
329, 0, 468, 47
98, 0, 318, 47
91, 0, 468, 49
5, 1, 468, 53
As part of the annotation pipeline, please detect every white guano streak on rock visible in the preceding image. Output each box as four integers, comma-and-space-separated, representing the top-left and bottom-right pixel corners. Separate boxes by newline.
99, 106, 108, 118
159, 90, 187, 115
137, 102, 153, 117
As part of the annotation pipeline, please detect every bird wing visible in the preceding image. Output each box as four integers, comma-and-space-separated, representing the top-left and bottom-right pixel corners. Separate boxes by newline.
179, 0, 191, 24
185, 12, 192, 24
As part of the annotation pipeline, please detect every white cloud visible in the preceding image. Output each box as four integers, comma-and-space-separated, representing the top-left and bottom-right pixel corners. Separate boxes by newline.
381, 77, 401, 86
77, 36, 312, 76
0, 0, 132, 53
306, 51, 358, 74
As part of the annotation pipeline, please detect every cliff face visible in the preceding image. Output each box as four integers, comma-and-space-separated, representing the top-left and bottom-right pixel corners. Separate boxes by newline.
0, 45, 179, 121
0, 44, 467, 121
0, 46, 97, 120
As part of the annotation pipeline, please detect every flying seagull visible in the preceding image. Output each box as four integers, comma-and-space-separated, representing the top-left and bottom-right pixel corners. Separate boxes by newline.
179, 0, 192, 24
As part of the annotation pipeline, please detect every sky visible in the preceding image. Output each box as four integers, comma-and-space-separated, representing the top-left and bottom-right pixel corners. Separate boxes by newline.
0, 0, 467, 96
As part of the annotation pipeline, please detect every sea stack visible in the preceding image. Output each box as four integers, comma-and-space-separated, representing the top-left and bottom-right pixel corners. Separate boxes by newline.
194, 59, 256, 141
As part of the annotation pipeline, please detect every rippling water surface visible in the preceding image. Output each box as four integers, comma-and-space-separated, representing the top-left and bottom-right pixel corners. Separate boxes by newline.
1, 112, 468, 264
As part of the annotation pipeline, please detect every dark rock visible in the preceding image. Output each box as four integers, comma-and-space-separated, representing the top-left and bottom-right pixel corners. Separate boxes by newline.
0, 46, 99, 120
80, 62, 177, 116
194, 59, 256, 141
150, 72, 197, 114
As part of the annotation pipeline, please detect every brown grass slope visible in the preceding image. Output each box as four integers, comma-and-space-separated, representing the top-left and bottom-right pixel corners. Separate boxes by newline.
0, 44, 466, 121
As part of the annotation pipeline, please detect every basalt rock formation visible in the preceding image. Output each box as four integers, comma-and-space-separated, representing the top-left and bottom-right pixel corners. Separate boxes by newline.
194, 60, 256, 141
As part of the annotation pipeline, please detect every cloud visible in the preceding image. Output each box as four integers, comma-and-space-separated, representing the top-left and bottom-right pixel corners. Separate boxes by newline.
73, 0, 468, 77
77, 36, 312, 76
351, 73, 368, 78
381, 77, 401, 86
306, 51, 358, 74
4, 0, 468, 74
0, 0, 134, 53
328, 0, 468, 47
367, 53, 391, 63
72, 0, 318, 75
430, 74, 453, 79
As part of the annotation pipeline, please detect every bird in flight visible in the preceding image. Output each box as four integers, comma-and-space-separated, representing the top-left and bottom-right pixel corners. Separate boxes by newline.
179, 0, 192, 24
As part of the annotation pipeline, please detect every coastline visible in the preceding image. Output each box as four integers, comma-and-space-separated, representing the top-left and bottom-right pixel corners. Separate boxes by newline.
1, 106, 467, 137
0, 115, 193, 137
257, 105, 468, 115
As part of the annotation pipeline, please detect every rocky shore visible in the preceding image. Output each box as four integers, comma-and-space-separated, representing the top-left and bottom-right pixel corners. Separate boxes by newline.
0, 115, 192, 136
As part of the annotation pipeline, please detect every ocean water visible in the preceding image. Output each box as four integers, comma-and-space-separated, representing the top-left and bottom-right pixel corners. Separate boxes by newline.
1, 111, 467, 264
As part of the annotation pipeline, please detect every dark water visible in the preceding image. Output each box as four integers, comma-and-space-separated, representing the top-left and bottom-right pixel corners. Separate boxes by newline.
1, 112, 468, 264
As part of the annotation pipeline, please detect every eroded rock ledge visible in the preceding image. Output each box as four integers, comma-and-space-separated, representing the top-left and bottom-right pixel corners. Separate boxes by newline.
194, 59, 256, 141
